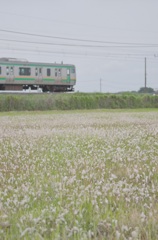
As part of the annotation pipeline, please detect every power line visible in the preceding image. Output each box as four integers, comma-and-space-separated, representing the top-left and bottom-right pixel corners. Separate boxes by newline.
0, 44, 157, 62
0, 28, 157, 62
0, 38, 157, 49
1, 11, 158, 36
0, 28, 158, 47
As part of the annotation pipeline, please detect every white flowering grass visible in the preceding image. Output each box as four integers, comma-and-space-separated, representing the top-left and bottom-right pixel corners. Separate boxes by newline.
0, 110, 158, 239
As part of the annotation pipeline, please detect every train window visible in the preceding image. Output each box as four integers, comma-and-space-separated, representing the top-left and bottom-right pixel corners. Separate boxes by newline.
47, 68, 51, 76
35, 68, 38, 76
19, 67, 31, 76
0, 67, 1, 75
71, 68, 75, 73
67, 69, 70, 75
55, 69, 58, 77
6, 67, 9, 75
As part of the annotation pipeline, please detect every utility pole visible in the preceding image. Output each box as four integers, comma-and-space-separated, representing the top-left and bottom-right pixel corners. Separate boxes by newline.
100, 78, 102, 92
145, 57, 147, 89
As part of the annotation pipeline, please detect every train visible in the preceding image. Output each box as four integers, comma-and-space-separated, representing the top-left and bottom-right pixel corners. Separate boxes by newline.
0, 58, 76, 92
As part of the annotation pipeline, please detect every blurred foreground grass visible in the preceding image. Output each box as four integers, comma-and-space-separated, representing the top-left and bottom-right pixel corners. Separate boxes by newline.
0, 110, 158, 239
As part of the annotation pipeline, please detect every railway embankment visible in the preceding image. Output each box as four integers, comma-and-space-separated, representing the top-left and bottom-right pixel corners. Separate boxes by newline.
0, 92, 158, 111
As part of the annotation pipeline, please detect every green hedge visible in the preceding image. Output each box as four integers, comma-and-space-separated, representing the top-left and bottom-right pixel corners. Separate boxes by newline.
0, 93, 158, 111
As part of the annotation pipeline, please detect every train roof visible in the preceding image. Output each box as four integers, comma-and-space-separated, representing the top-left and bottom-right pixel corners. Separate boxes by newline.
0, 58, 75, 67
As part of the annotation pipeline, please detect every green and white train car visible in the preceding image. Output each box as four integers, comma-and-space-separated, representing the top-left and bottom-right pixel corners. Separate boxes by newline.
0, 58, 76, 92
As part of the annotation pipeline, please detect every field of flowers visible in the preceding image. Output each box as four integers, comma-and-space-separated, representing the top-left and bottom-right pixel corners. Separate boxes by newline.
0, 110, 158, 239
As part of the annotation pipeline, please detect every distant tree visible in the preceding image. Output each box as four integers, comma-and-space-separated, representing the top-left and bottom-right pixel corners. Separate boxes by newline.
138, 87, 155, 94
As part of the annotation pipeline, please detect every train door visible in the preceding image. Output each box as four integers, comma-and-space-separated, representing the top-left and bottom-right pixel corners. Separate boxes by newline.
58, 68, 62, 80
55, 68, 62, 81
6, 66, 14, 83
35, 67, 42, 83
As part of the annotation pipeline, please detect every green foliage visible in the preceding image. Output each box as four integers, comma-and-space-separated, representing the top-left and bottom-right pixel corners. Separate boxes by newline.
0, 92, 158, 111
138, 87, 155, 93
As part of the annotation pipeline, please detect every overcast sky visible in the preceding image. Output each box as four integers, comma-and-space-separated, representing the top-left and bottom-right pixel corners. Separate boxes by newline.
0, 0, 158, 92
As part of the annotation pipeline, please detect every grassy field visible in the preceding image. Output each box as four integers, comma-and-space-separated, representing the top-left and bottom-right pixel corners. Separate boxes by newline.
0, 92, 158, 111
0, 110, 158, 239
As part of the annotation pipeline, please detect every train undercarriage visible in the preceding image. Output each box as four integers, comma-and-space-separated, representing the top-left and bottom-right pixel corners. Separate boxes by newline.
0, 84, 74, 92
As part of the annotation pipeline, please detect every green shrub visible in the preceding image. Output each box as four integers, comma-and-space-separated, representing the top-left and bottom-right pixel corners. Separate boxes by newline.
0, 93, 157, 111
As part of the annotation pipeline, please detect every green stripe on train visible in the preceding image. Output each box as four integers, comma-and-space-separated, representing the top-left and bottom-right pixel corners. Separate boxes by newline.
0, 78, 75, 82
14, 78, 35, 81
61, 79, 76, 83
61, 76, 71, 83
